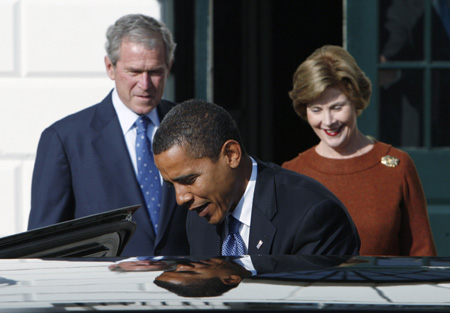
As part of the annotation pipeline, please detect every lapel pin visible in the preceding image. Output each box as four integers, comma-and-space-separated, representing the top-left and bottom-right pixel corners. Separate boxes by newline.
256, 240, 263, 249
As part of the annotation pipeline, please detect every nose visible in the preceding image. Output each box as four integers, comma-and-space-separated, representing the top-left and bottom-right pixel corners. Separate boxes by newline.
323, 109, 335, 127
138, 72, 152, 89
174, 185, 193, 206
175, 263, 194, 271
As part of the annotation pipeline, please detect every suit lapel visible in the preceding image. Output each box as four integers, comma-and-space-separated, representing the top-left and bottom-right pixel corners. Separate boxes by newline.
248, 160, 277, 255
153, 100, 178, 244
90, 93, 155, 241
155, 182, 177, 242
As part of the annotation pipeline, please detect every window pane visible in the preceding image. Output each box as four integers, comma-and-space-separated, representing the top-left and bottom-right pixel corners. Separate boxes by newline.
379, 69, 424, 147
378, 0, 424, 62
432, 70, 450, 146
432, 0, 450, 61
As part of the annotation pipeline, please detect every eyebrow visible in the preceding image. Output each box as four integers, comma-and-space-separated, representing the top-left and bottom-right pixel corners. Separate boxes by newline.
309, 100, 347, 106
172, 174, 199, 184
331, 100, 347, 106
127, 65, 166, 72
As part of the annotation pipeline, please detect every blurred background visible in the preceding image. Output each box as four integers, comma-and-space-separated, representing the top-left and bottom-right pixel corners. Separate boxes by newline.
1, 0, 449, 255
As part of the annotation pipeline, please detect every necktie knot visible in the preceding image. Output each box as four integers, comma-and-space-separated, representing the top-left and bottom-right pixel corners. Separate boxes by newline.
222, 215, 245, 256
228, 215, 241, 235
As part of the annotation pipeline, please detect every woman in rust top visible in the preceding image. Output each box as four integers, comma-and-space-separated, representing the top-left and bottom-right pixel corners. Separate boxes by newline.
283, 45, 437, 256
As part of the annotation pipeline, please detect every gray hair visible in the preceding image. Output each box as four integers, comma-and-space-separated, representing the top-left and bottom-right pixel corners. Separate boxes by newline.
105, 14, 176, 66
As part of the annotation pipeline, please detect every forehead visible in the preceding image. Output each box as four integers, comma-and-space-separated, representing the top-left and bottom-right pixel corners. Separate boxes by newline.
154, 145, 211, 179
309, 87, 347, 106
118, 41, 167, 65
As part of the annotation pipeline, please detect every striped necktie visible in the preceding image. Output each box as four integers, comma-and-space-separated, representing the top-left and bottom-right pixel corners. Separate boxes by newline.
222, 215, 245, 256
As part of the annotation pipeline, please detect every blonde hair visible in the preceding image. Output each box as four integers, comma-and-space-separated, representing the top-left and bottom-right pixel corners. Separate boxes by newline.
289, 45, 372, 119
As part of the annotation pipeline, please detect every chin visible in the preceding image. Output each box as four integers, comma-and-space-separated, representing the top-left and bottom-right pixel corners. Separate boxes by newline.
207, 215, 225, 225
132, 101, 157, 113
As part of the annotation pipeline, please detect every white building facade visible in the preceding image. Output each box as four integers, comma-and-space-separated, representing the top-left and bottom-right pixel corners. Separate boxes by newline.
0, 0, 162, 237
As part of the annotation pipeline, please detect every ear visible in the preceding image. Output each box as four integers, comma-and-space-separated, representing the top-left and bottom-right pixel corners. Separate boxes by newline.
221, 274, 242, 286
167, 59, 174, 76
104, 56, 116, 80
222, 140, 242, 169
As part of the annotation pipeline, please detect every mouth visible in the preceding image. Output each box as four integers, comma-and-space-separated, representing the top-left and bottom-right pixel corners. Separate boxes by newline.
136, 94, 152, 100
323, 126, 341, 136
191, 202, 210, 217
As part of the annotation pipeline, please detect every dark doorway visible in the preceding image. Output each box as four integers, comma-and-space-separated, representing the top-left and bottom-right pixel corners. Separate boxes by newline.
173, 0, 343, 165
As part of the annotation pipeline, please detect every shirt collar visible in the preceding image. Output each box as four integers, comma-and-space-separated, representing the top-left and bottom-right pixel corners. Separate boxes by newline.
111, 88, 160, 134
231, 157, 258, 227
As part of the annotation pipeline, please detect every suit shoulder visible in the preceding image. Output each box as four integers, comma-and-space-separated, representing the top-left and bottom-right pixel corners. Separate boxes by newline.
157, 99, 177, 118
46, 94, 113, 134
265, 160, 323, 185
53, 104, 98, 125
263, 160, 341, 203
160, 99, 177, 108
41, 104, 98, 141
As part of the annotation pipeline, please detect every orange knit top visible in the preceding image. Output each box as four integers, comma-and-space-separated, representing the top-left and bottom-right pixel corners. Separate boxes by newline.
282, 141, 437, 256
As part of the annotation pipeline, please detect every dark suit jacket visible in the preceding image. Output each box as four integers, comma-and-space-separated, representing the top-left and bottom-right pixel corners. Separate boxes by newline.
28, 90, 189, 256
187, 159, 360, 256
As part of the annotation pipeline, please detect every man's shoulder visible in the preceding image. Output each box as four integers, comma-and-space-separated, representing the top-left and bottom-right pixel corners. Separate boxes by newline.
48, 92, 114, 131
256, 159, 341, 203
257, 159, 319, 185
159, 98, 177, 107
157, 99, 177, 118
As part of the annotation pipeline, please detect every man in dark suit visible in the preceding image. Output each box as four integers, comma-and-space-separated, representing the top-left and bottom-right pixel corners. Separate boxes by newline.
153, 99, 360, 256
28, 14, 189, 257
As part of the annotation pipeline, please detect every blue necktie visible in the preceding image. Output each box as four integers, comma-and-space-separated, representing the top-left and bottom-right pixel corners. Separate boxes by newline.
222, 216, 245, 256
135, 116, 161, 234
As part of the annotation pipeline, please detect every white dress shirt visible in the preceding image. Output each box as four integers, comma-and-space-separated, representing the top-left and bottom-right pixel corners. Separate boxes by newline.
223, 157, 258, 254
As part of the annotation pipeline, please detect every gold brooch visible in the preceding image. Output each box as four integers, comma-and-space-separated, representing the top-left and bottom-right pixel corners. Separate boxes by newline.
381, 155, 399, 168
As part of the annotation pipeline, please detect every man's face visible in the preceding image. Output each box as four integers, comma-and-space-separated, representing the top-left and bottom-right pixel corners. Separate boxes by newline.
154, 258, 240, 285
154, 144, 239, 225
105, 40, 171, 115
108, 260, 174, 272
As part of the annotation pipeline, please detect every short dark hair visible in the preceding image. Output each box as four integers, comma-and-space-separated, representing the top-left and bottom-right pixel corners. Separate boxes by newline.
153, 277, 237, 297
153, 99, 246, 161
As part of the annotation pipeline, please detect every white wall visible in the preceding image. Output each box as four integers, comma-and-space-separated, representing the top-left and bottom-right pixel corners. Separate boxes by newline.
0, 0, 161, 237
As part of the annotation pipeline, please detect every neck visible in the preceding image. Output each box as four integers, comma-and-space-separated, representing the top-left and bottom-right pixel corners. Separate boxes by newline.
229, 155, 253, 213
240, 154, 253, 184
317, 130, 374, 159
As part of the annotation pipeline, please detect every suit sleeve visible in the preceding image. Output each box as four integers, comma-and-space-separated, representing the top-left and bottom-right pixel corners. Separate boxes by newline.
28, 126, 75, 229
294, 199, 361, 255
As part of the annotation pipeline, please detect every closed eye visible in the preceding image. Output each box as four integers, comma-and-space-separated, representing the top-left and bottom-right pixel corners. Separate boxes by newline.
308, 106, 322, 113
174, 174, 199, 185
174, 270, 199, 275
